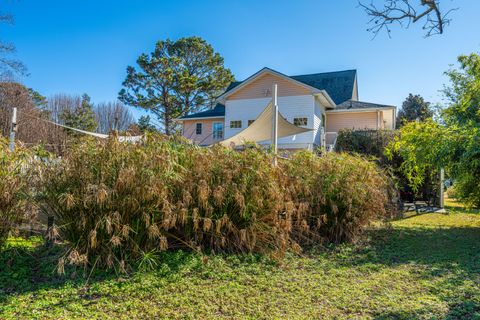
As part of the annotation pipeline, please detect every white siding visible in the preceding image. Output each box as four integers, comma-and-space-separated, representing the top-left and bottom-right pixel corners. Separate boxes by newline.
225, 95, 315, 149
313, 98, 326, 146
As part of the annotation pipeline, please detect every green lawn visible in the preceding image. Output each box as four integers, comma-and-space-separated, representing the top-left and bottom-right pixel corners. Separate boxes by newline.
1, 208, 480, 319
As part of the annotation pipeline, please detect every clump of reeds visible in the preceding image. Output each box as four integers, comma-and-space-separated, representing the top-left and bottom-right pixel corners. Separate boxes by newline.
38, 134, 395, 272
282, 151, 395, 244
0, 139, 30, 248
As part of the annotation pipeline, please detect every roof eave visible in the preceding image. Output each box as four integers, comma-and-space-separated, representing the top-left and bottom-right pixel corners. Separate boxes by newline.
314, 90, 336, 108
174, 115, 225, 122
326, 106, 396, 113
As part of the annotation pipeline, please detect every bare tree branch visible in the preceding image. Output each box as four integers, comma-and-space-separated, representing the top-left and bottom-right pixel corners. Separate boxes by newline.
0, 10, 27, 78
94, 101, 135, 134
360, 0, 458, 38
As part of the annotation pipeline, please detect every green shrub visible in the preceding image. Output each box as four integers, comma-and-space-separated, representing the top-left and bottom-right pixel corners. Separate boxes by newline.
335, 129, 397, 162
0, 139, 30, 248
284, 151, 395, 243
336, 129, 441, 204
38, 135, 394, 271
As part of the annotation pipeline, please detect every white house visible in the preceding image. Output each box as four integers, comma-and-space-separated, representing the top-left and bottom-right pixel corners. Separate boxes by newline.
177, 67, 396, 150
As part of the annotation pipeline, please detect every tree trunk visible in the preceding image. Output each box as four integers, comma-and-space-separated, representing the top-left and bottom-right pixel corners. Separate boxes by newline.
164, 110, 171, 135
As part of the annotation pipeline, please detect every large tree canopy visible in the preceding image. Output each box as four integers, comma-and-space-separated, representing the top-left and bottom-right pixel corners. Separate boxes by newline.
388, 53, 480, 208
119, 36, 234, 135
442, 54, 480, 126
396, 93, 433, 128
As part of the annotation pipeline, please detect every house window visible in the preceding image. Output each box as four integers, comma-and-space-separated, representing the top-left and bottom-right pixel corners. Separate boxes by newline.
196, 123, 202, 135
248, 119, 255, 126
230, 120, 242, 128
212, 122, 224, 140
294, 117, 308, 126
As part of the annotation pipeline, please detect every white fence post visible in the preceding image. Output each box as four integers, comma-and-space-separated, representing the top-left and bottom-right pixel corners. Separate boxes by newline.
9, 107, 17, 151
439, 168, 445, 208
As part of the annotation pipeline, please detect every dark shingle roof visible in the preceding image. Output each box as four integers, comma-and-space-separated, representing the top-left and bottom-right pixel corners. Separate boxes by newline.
179, 103, 225, 119
290, 70, 356, 105
335, 100, 395, 110
181, 69, 366, 119
225, 81, 242, 91
223, 69, 357, 105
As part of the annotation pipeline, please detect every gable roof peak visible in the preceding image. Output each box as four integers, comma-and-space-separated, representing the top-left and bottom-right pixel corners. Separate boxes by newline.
221, 67, 357, 105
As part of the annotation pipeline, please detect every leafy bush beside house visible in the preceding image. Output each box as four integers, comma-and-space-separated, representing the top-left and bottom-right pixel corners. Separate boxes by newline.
335, 129, 440, 204
388, 119, 480, 209
38, 134, 395, 271
335, 129, 397, 162
389, 53, 480, 209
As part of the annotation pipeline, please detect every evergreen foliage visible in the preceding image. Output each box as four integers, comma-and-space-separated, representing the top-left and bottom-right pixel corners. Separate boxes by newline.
119, 37, 234, 134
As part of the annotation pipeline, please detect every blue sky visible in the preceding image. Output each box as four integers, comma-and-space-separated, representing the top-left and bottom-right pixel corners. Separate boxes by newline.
4, 0, 480, 120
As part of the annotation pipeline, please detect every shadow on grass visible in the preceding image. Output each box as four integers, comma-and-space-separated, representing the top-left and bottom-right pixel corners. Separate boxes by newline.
445, 205, 480, 215
337, 223, 480, 319
0, 238, 199, 305
372, 300, 480, 320
344, 226, 480, 275
0, 239, 106, 304
390, 209, 448, 222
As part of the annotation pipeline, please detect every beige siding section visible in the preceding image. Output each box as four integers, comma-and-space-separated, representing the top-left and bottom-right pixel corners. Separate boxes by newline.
182, 119, 224, 146
326, 112, 379, 132
228, 73, 311, 100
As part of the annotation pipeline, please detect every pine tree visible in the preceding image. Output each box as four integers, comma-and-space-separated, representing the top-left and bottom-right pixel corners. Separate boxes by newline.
137, 115, 157, 133
396, 94, 433, 128
60, 93, 97, 134
119, 37, 234, 135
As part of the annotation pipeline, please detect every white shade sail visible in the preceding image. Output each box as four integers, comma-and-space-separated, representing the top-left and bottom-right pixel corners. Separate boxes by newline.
47, 120, 143, 142
220, 101, 312, 147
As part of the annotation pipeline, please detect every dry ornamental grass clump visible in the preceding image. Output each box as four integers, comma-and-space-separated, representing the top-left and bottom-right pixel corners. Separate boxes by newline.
284, 151, 396, 244
0, 139, 30, 248
38, 134, 395, 272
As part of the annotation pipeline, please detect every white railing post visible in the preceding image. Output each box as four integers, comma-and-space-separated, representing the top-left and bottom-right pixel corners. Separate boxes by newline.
9, 107, 17, 151
272, 84, 278, 165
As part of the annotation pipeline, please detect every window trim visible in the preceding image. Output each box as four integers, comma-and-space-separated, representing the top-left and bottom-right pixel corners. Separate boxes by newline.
293, 117, 308, 127
195, 123, 202, 135
212, 122, 224, 140
230, 120, 242, 129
